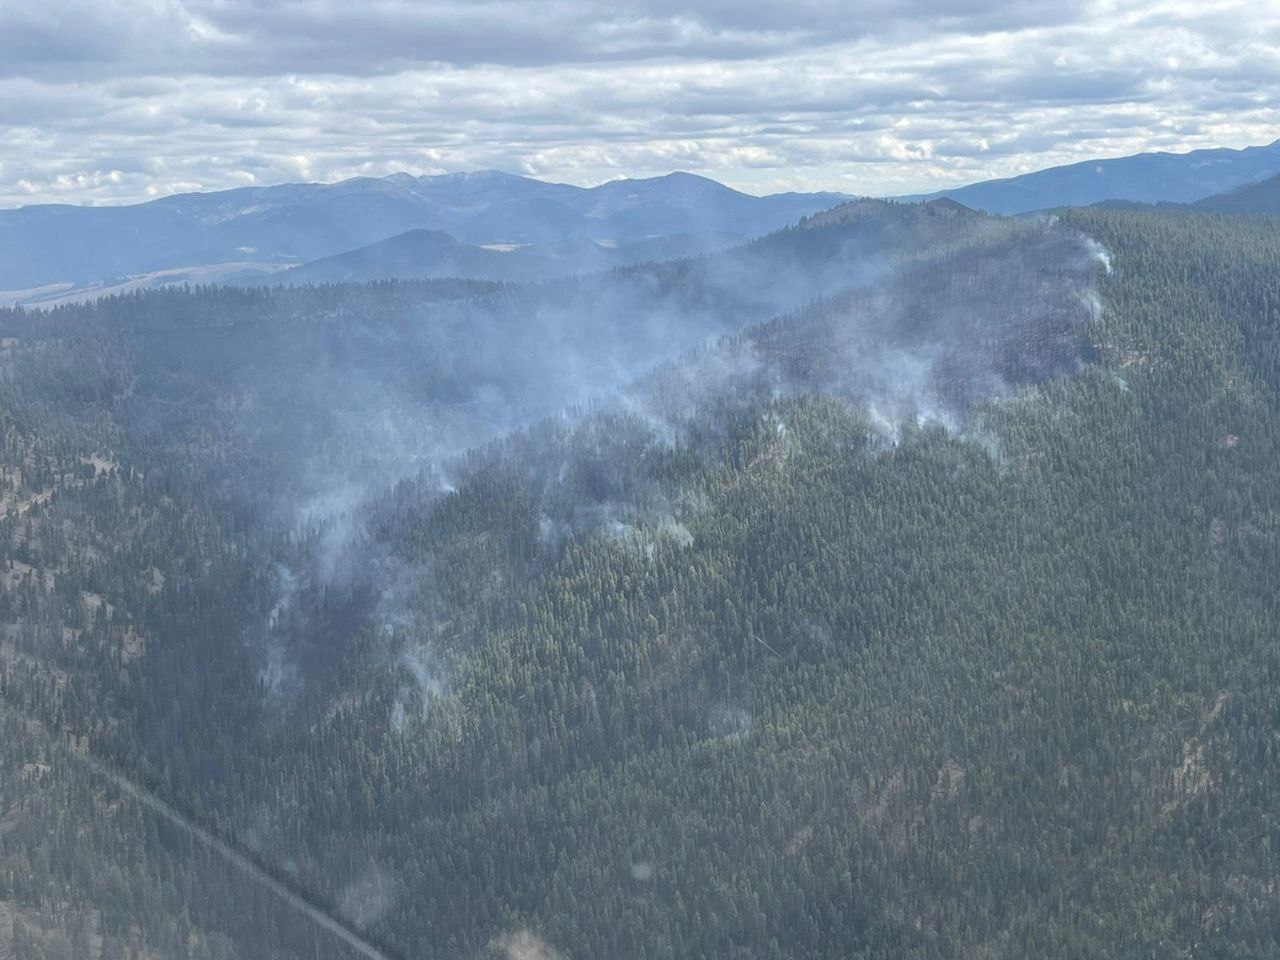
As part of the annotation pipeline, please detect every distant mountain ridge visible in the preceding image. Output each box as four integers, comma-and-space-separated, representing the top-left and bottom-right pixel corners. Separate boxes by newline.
1194, 172, 1280, 213
899, 139, 1280, 214
9, 139, 1280, 300
269, 195, 984, 288
273, 227, 747, 286
0, 170, 852, 291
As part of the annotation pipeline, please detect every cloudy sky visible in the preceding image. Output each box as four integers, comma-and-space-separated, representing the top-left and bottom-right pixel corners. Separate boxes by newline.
1, 0, 1278, 207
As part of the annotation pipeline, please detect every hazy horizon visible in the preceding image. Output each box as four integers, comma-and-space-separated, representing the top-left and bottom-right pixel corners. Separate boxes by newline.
3, 135, 1278, 212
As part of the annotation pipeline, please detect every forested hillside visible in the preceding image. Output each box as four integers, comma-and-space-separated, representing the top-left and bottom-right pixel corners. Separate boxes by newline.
0, 204, 1277, 959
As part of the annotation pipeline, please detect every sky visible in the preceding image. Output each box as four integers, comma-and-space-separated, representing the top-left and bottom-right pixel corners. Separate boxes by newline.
0, 0, 1278, 207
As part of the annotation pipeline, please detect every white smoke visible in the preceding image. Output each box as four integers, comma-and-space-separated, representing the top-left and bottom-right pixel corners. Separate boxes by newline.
337, 865, 398, 929
1085, 237, 1113, 274
629, 862, 655, 882
260, 564, 301, 695
495, 931, 564, 960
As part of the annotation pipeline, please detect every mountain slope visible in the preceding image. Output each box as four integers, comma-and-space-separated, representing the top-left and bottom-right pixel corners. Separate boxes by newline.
274, 227, 746, 286
2, 204, 1279, 959
276, 228, 546, 284
1195, 171, 1280, 213
901, 139, 1280, 214
0, 171, 850, 291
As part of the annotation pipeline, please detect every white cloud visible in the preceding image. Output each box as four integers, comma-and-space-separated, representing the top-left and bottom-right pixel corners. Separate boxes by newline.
0, 0, 1278, 206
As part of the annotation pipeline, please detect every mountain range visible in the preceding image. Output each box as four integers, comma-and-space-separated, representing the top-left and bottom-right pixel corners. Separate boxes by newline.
4, 140, 1280, 305
247, 163, 1280, 290
0, 171, 851, 293
902, 139, 1280, 214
